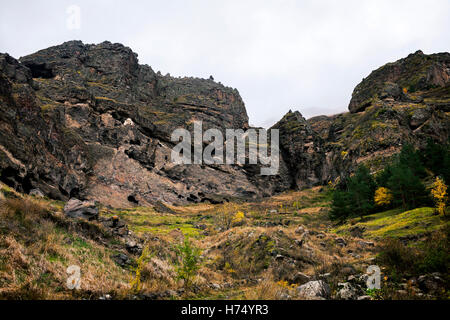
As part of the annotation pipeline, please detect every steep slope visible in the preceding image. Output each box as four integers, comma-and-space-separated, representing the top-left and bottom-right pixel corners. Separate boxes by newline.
348, 50, 450, 113
271, 110, 327, 188
1, 43, 449, 207
0, 41, 291, 207
307, 51, 450, 177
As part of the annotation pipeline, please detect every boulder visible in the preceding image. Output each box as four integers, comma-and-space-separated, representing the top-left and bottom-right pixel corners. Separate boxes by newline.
125, 239, 143, 255
297, 280, 331, 299
291, 272, 311, 285
358, 240, 375, 248
335, 237, 347, 246
63, 198, 99, 220
409, 108, 431, 129
319, 273, 331, 280
350, 253, 361, 259
379, 82, 405, 101
29, 188, 45, 197
210, 283, 221, 290
112, 253, 132, 267
153, 201, 176, 214
349, 226, 365, 238
278, 293, 292, 300
336, 282, 363, 300
417, 274, 445, 294
295, 225, 305, 234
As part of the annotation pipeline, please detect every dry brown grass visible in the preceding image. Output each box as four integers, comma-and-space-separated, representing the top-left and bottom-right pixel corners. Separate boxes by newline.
244, 271, 298, 300
0, 182, 386, 300
0, 192, 133, 299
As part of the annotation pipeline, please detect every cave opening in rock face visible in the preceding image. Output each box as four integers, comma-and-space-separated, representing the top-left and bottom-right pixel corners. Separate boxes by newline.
0, 168, 33, 194
69, 188, 80, 198
25, 62, 54, 79
127, 195, 139, 204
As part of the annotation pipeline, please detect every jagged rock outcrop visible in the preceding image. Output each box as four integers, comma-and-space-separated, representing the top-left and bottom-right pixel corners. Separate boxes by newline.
308, 100, 450, 178
0, 41, 291, 207
277, 51, 450, 184
63, 198, 99, 220
272, 111, 327, 188
309, 51, 450, 176
349, 50, 450, 113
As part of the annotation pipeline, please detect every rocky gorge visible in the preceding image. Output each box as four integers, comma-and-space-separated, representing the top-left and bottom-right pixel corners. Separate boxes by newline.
0, 41, 449, 208
0, 42, 449, 301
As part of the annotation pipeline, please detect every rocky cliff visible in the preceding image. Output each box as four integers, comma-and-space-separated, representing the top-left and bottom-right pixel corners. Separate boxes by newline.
272, 51, 449, 187
0, 42, 449, 207
308, 51, 450, 179
271, 111, 326, 189
0, 41, 291, 207
348, 50, 450, 113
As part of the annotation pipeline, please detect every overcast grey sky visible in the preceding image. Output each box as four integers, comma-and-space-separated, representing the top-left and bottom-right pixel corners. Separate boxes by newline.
1, 0, 449, 127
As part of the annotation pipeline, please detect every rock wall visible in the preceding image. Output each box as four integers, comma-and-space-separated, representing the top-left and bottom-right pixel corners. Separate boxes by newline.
0, 42, 449, 207
349, 50, 450, 113
0, 41, 291, 207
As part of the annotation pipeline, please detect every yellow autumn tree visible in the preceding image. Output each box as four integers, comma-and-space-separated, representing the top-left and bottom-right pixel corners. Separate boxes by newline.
431, 177, 448, 215
129, 244, 153, 294
374, 187, 393, 206
232, 211, 245, 226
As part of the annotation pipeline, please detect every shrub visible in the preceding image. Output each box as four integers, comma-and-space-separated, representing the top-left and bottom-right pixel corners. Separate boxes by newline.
417, 226, 449, 274
129, 244, 154, 294
374, 187, 393, 207
175, 236, 202, 289
0, 197, 48, 227
431, 177, 448, 215
216, 203, 239, 231
232, 211, 245, 226
376, 238, 418, 280
377, 227, 449, 279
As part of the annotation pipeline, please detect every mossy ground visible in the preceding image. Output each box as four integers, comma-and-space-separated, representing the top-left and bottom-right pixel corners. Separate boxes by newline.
332, 207, 449, 239
102, 206, 203, 239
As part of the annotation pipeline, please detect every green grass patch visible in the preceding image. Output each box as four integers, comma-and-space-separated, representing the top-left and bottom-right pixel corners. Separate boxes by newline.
333, 207, 448, 239
105, 207, 202, 238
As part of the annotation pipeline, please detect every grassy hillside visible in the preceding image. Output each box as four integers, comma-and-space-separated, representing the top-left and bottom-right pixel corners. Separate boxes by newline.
333, 207, 449, 239
0, 183, 448, 300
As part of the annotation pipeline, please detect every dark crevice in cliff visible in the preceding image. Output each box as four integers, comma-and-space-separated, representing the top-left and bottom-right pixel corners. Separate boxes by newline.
24, 62, 54, 79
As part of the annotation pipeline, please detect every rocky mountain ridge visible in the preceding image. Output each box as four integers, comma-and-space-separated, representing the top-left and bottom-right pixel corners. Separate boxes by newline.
0, 41, 449, 207
0, 41, 292, 207
308, 50, 450, 178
